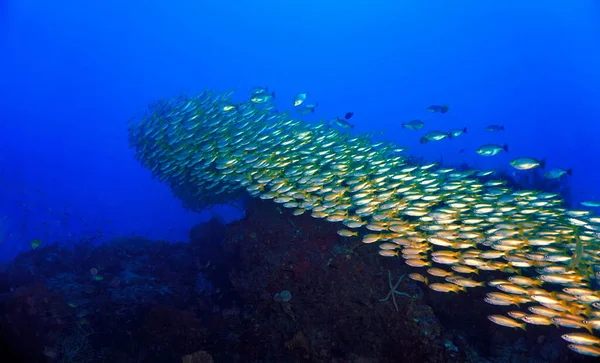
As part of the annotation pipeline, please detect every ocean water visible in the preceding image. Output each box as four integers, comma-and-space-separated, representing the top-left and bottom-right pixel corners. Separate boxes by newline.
1, 1, 600, 362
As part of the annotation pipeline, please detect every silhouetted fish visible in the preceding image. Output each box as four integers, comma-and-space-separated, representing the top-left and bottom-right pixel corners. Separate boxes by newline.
427, 104, 449, 113
344, 112, 354, 120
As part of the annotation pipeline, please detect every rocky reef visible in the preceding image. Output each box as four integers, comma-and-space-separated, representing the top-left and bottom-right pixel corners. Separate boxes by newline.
0, 197, 593, 362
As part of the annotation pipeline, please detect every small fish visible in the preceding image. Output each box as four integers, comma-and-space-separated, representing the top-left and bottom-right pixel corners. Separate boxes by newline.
405, 259, 430, 267
31, 239, 41, 249
427, 105, 449, 113
331, 117, 354, 129
403, 120, 424, 130
510, 157, 545, 170
567, 344, 600, 357
408, 273, 428, 284
448, 127, 467, 138
427, 268, 454, 277
294, 93, 307, 107
522, 315, 556, 327
429, 282, 463, 293
344, 112, 354, 120
337, 229, 357, 237
508, 311, 527, 320
544, 168, 572, 179
485, 125, 504, 132
488, 315, 526, 331
379, 250, 399, 257
561, 332, 600, 346
476, 144, 508, 156
581, 201, 600, 208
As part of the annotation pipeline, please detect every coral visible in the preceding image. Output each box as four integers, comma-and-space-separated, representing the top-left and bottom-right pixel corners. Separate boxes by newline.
182, 349, 214, 363
285, 331, 310, 359
140, 305, 207, 361
195, 272, 215, 297
54, 323, 95, 363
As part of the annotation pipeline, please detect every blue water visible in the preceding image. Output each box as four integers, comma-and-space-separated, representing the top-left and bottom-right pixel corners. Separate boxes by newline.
0, 0, 599, 262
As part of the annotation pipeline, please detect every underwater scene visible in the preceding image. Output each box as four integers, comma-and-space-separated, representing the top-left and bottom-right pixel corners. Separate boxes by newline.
1, 1, 600, 362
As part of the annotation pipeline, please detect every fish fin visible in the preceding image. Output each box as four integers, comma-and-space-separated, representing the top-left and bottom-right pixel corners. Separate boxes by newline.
503, 144, 509, 152
539, 159, 546, 169
585, 305, 592, 319
567, 305, 580, 317
519, 323, 527, 331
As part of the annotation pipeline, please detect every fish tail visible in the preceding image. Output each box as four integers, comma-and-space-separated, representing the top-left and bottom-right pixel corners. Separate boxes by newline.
503, 144, 509, 152
463, 127, 467, 133
566, 168, 573, 176
271, 91, 276, 99
539, 159, 546, 169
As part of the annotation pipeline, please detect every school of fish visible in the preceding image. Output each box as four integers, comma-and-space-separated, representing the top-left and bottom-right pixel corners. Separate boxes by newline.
128, 88, 600, 358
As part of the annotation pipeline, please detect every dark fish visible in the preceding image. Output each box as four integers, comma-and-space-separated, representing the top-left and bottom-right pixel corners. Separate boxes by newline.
544, 168, 572, 179
402, 119, 425, 130
344, 112, 354, 120
485, 125, 505, 132
296, 103, 318, 116
331, 117, 354, 129
427, 105, 449, 114
421, 130, 449, 143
